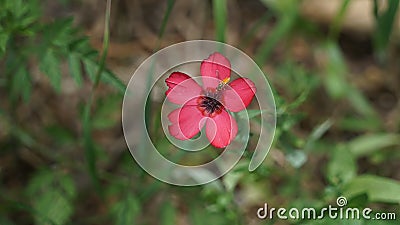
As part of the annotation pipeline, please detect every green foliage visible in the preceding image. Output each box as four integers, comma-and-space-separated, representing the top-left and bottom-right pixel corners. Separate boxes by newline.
256, 0, 299, 64
327, 146, 356, 186
40, 50, 62, 92
344, 175, 400, 204
111, 194, 140, 225
92, 94, 122, 129
373, 0, 400, 56
0, 0, 124, 102
9, 65, 31, 101
67, 53, 83, 86
347, 133, 400, 157
158, 0, 176, 40
318, 42, 378, 121
26, 170, 76, 225
189, 204, 233, 225
319, 42, 348, 99
45, 124, 75, 145
328, 0, 351, 40
160, 201, 177, 225
213, 0, 227, 42
302, 217, 398, 225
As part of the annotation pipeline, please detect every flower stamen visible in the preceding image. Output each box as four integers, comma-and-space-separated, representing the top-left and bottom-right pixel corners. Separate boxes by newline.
198, 91, 224, 117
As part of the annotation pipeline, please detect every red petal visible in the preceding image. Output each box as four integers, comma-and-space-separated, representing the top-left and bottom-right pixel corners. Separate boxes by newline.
168, 105, 205, 140
223, 78, 256, 112
165, 72, 202, 105
205, 110, 238, 148
200, 52, 231, 89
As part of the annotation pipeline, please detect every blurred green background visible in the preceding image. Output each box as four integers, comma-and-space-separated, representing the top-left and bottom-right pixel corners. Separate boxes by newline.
1, 0, 400, 224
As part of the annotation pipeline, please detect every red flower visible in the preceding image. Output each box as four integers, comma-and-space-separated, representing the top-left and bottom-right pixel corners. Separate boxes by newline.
165, 52, 256, 148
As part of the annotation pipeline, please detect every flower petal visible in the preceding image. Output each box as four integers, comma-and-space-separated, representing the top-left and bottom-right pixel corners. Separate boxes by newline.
205, 110, 238, 148
165, 72, 202, 105
168, 105, 205, 140
200, 52, 231, 89
223, 78, 256, 112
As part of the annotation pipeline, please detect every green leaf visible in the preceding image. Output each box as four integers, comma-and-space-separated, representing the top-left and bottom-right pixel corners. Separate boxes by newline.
111, 194, 140, 225
346, 88, 376, 118
42, 18, 75, 48
302, 218, 379, 225
67, 54, 83, 86
320, 42, 376, 117
304, 119, 333, 152
45, 125, 75, 145
344, 175, 400, 204
83, 59, 96, 80
68, 37, 93, 55
82, 99, 102, 196
101, 68, 126, 94
223, 168, 243, 192
338, 116, 381, 132
26, 170, 76, 225
10, 66, 32, 101
0, 31, 9, 56
158, 0, 175, 39
373, 0, 400, 53
327, 145, 356, 185
83, 59, 126, 93
189, 206, 227, 225
320, 42, 347, 99
240, 12, 272, 47
160, 201, 177, 225
39, 50, 62, 92
212, 0, 227, 42
92, 94, 122, 129
255, 1, 297, 65
260, 0, 298, 14
348, 133, 400, 157
328, 0, 351, 40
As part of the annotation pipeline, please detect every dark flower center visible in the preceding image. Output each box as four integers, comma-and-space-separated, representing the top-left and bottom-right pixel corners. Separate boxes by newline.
198, 91, 224, 117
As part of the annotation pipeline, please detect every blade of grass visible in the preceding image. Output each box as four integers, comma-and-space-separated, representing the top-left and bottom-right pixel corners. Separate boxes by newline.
328, 0, 350, 40
149, 0, 175, 137
239, 12, 273, 48
93, 0, 111, 87
304, 119, 334, 152
348, 133, 400, 157
82, 0, 112, 197
321, 42, 378, 118
157, 0, 175, 40
213, 0, 227, 42
373, 0, 399, 55
135, 0, 176, 179
83, 58, 126, 93
255, 11, 296, 66
82, 99, 100, 194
